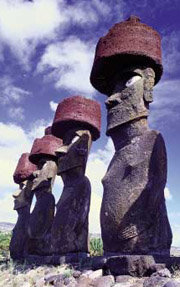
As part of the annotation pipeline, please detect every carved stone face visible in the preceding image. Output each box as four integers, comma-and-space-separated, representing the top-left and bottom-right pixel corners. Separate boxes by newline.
13, 180, 33, 210
56, 128, 92, 175
31, 158, 57, 191
105, 66, 155, 135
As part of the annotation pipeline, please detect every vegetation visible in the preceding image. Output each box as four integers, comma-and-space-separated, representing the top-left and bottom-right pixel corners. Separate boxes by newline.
89, 237, 103, 256
0, 231, 11, 261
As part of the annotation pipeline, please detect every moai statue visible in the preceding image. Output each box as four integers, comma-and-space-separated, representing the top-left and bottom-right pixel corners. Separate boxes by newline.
90, 16, 172, 255
28, 129, 62, 255
10, 153, 37, 260
51, 96, 101, 255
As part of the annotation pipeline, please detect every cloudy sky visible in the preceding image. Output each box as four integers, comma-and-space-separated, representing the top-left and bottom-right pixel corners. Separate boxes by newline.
0, 0, 180, 246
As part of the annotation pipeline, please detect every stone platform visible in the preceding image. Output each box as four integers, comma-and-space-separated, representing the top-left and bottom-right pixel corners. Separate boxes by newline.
24, 254, 180, 277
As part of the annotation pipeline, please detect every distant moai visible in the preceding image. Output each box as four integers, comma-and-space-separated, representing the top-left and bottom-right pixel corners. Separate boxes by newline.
90, 16, 172, 255
10, 153, 36, 260
28, 130, 62, 256
51, 96, 101, 255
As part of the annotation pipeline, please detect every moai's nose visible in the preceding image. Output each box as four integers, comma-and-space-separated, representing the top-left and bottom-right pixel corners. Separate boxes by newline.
105, 95, 121, 110
55, 145, 68, 155
32, 170, 39, 178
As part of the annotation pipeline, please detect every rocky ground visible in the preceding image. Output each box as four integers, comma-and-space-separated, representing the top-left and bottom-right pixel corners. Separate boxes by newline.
1, 262, 180, 287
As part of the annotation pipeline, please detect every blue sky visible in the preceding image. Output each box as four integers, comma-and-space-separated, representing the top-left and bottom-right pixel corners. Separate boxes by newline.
0, 0, 180, 246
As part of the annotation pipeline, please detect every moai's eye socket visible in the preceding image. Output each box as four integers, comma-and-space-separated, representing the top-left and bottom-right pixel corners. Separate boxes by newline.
125, 75, 142, 87
71, 135, 80, 144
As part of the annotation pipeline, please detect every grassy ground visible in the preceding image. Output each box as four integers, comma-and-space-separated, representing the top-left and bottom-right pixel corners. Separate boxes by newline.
0, 231, 11, 261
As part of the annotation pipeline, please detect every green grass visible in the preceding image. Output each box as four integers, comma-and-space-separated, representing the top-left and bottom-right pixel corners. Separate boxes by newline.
89, 237, 103, 256
0, 231, 11, 261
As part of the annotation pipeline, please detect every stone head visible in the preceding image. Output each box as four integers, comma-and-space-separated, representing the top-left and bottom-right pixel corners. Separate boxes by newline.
56, 128, 92, 175
51, 95, 101, 175
13, 180, 33, 210
106, 65, 155, 135
29, 135, 62, 191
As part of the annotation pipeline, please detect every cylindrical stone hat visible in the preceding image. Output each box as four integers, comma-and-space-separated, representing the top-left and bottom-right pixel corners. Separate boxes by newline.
44, 126, 52, 135
90, 15, 163, 94
51, 96, 101, 141
29, 135, 63, 165
13, 153, 37, 184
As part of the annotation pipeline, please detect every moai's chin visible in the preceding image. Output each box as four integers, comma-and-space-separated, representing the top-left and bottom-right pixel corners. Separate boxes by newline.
106, 107, 149, 136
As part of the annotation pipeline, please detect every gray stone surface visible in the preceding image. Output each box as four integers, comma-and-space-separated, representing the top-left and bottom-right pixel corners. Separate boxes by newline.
143, 276, 170, 287
10, 180, 34, 260
27, 159, 57, 256
152, 268, 172, 278
164, 281, 180, 287
116, 275, 135, 283
93, 275, 115, 287
105, 255, 155, 277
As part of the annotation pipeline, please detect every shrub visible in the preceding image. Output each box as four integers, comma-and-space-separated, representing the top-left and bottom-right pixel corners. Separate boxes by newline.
0, 231, 11, 261
89, 237, 103, 256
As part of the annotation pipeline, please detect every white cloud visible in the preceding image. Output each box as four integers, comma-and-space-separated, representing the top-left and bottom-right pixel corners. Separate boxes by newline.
8, 107, 25, 121
164, 187, 173, 201
0, 76, 31, 122
0, 120, 49, 189
89, 191, 102, 234
37, 37, 96, 96
65, 0, 111, 25
0, 0, 111, 69
162, 31, 180, 75
0, 0, 65, 68
149, 79, 180, 125
0, 76, 31, 105
28, 118, 50, 139
171, 223, 180, 247
49, 100, 58, 112
0, 193, 16, 223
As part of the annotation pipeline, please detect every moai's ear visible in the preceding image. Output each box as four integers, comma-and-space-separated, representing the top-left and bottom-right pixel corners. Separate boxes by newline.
143, 68, 155, 103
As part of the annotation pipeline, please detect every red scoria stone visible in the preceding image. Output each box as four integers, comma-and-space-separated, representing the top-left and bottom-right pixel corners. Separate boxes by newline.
13, 153, 37, 184
29, 135, 63, 165
51, 96, 101, 141
44, 126, 52, 135
90, 15, 163, 94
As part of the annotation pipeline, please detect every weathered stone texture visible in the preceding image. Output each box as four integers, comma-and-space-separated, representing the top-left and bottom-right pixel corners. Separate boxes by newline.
101, 128, 172, 255
51, 175, 91, 254
27, 160, 57, 256
10, 180, 34, 260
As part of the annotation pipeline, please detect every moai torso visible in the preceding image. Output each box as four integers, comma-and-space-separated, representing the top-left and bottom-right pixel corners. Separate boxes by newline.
101, 120, 172, 255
